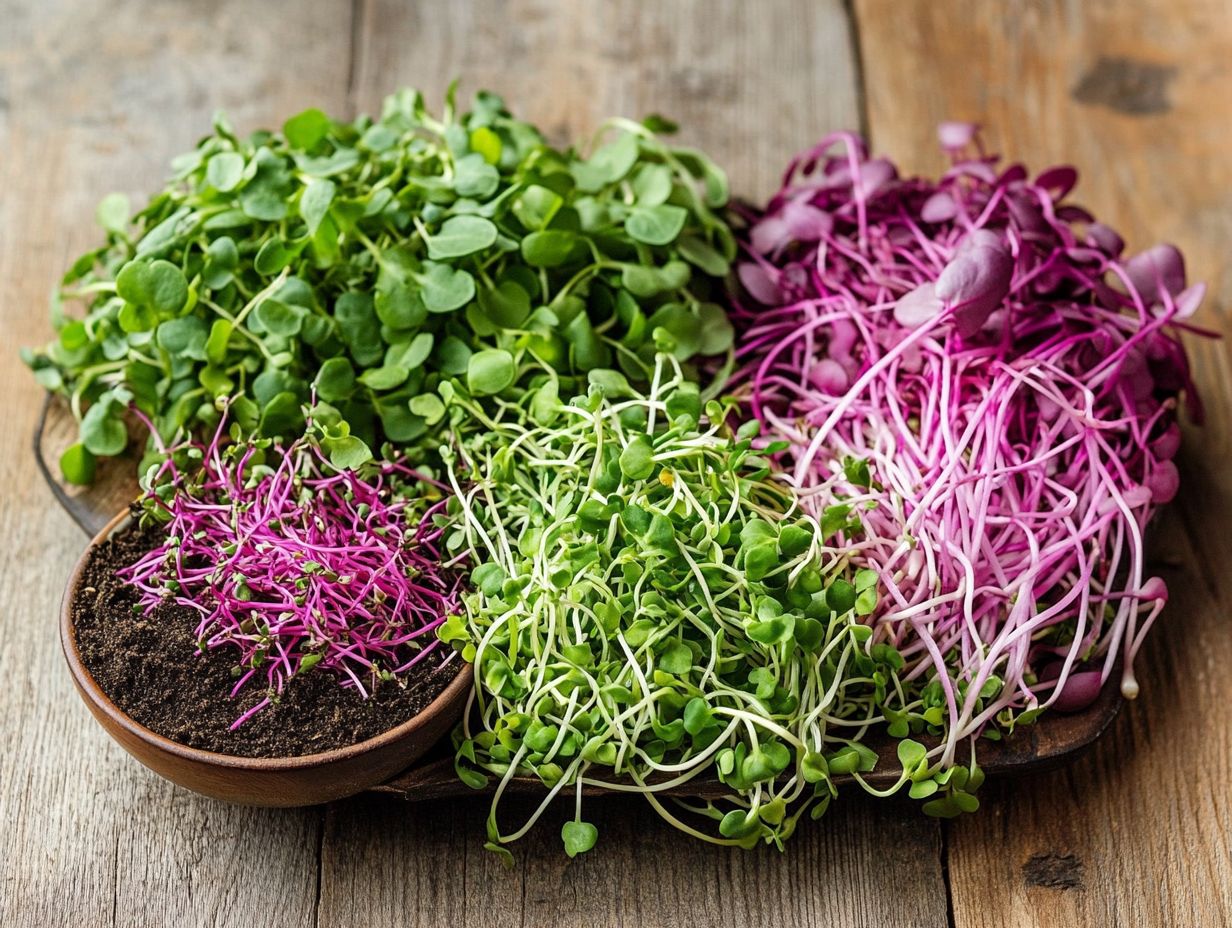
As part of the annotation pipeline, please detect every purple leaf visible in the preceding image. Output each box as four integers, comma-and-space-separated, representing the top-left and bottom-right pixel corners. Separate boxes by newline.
893, 282, 942, 328
1116, 348, 1154, 400
1086, 223, 1125, 257
751, 200, 833, 253
920, 192, 958, 223
749, 216, 790, 255
1034, 165, 1078, 200
958, 229, 1005, 253
856, 158, 896, 198
1145, 459, 1180, 503
1056, 204, 1095, 224
997, 163, 1029, 185
1150, 423, 1182, 460
944, 161, 997, 185
935, 231, 1013, 337
1139, 576, 1169, 603
807, 358, 849, 394
1125, 243, 1186, 302
1173, 282, 1205, 319
1065, 246, 1106, 264
826, 319, 859, 359
1050, 670, 1105, 713
779, 262, 812, 302
1038, 662, 1106, 713
737, 261, 782, 305
1006, 191, 1048, 234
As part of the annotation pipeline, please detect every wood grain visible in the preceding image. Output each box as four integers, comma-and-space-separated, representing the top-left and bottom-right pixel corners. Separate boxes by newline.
0, 0, 352, 925
854, 1, 1232, 925
349, 0, 864, 202
319, 793, 947, 928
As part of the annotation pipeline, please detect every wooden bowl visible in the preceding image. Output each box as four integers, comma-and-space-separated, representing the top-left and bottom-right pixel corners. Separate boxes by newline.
60, 510, 472, 807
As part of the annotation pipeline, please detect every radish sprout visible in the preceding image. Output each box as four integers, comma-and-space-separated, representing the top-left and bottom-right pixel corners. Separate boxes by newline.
732, 127, 1203, 788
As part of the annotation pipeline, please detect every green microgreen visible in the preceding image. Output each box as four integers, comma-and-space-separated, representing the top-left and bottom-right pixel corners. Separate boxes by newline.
437, 354, 943, 857
25, 86, 736, 480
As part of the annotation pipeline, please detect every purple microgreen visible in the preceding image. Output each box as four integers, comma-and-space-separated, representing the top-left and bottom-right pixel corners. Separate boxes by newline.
731, 125, 1206, 782
118, 409, 465, 726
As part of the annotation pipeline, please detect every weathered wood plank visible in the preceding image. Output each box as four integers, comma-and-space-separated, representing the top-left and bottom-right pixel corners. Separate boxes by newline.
320, 793, 948, 928
349, 0, 864, 203
0, 1, 356, 925
319, 3, 949, 926
854, 0, 1232, 310
938, 503, 1232, 927
854, 2, 1232, 925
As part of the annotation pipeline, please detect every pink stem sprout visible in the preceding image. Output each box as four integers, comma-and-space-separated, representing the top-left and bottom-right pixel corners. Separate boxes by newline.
118, 418, 466, 728
732, 127, 1206, 765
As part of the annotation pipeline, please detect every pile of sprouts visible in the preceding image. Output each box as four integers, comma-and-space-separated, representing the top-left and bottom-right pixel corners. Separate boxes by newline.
60, 105, 1202, 860
121, 409, 464, 727
434, 357, 972, 856
732, 124, 1203, 772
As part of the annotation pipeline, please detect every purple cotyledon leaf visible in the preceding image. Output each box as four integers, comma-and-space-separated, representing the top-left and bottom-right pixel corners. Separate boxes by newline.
893, 230, 1012, 336
750, 199, 833, 254
1124, 243, 1186, 303
737, 260, 782, 305
935, 229, 1013, 337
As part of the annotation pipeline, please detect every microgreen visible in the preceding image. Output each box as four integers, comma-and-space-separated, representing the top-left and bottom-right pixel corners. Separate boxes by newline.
436, 354, 925, 857
118, 405, 464, 725
25, 86, 736, 481
732, 125, 1202, 773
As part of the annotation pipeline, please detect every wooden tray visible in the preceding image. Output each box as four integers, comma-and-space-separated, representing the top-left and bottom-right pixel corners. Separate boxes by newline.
36, 394, 1123, 801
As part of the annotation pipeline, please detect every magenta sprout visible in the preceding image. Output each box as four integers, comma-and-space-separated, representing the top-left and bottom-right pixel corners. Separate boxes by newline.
118, 413, 465, 728
732, 127, 1206, 765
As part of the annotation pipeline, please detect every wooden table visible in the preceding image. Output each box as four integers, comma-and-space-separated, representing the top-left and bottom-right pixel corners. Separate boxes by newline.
2, 2, 1229, 925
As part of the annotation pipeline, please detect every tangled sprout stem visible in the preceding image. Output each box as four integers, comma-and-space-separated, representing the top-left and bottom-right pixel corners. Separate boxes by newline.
119, 412, 465, 727
436, 356, 967, 856
733, 126, 1204, 767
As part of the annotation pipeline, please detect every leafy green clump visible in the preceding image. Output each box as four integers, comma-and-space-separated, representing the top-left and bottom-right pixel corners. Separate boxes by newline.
23, 87, 736, 482
435, 356, 944, 857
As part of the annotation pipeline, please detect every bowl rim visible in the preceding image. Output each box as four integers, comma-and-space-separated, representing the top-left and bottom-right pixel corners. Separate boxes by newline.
61, 508, 472, 772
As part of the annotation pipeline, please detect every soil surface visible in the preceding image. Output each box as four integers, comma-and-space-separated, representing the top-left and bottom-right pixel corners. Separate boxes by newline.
72, 519, 459, 758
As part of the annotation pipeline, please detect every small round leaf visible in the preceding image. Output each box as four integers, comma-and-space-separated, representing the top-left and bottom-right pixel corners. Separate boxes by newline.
60, 443, 97, 485
467, 349, 516, 395
627, 204, 688, 246
426, 215, 497, 260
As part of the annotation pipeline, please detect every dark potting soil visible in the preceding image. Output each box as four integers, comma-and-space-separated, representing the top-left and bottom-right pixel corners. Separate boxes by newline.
72, 519, 459, 758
